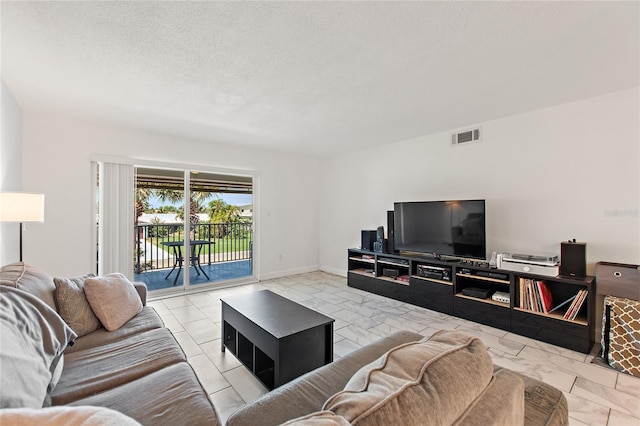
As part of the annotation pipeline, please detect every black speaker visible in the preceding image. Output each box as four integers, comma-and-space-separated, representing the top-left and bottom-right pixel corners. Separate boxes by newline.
387, 210, 396, 254
361, 230, 377, 252
560, 241, 587, 278
376, 226, 385, 241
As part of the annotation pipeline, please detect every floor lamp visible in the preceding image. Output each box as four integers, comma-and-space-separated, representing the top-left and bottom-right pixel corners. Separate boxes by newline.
0, 192, 45, 262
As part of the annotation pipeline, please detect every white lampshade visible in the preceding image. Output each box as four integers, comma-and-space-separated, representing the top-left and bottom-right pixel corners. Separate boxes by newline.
0, 192, 45, 222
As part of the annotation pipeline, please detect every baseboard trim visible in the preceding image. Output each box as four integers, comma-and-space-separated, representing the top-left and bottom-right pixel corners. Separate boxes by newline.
320, 265, 346, 277
259, 265, 319, 281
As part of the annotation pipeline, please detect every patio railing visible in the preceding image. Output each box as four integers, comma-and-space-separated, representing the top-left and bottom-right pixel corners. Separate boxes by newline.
134, 222, 253, 274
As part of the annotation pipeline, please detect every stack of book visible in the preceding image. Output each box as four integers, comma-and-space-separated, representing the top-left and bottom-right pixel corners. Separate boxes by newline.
519, 278, 554, 313
562, 289, 588, 320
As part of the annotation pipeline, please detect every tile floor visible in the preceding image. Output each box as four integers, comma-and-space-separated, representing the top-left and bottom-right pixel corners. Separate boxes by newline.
148, 271, 640, 426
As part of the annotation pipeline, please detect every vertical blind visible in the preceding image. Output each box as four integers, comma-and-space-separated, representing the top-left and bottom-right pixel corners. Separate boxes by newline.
98, 162, 134, 278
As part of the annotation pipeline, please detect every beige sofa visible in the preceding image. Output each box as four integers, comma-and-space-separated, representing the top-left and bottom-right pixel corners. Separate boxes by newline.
0, 262, 220, 425
1, 262, 568, 425
227, 330, 568, 426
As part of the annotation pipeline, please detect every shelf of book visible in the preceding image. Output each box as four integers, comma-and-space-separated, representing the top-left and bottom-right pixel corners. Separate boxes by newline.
515, 277, 591, 320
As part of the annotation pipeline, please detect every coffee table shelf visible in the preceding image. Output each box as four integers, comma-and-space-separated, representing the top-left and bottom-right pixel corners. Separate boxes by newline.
221, 290, 334, 390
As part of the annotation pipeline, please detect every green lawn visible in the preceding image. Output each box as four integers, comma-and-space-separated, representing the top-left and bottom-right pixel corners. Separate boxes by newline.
149, 231, 251, 254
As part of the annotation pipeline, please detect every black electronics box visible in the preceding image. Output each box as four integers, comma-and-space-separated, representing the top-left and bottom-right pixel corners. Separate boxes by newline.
462, 287, 492, 299
382, 268, 399, 279
416, 264, 451, 281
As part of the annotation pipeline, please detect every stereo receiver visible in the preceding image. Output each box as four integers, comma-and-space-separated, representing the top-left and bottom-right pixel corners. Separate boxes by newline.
416, 265, 451, 282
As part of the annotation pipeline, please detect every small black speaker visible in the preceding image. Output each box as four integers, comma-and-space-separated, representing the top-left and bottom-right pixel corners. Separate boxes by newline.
361, 230, 377, 252
387, 210, 396, 254
560, 241, 587, 278
376, 226, 385, 241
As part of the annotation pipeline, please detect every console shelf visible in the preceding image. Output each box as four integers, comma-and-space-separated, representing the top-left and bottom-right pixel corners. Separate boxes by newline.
455, 293, 509, 307
411, 275, 452, 286
347, 248, 596, 353
349, 268, 375, 277
348, 256, 375, 264
512, 307, 588, 326
455, 273, 510, 285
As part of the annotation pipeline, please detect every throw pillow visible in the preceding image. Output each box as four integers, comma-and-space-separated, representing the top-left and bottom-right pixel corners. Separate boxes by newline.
53, 274, 101, 337
280, 411, 351, 426
0, 406, 142, 425
0, 286, 77, 408
0, 262, 58, 311
323, 330, 494, 426
84, 273, 143, 331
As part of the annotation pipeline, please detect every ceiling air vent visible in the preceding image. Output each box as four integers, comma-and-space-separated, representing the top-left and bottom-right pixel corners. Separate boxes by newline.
451, 127, 482, 146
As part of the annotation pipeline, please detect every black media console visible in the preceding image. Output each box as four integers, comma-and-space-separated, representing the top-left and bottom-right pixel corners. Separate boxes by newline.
347, 249, 596, 353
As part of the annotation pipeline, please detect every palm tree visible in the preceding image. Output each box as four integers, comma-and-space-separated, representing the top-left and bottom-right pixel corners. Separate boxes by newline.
154, 189, 183, 205
207, 199, 241, 238
135, 187, 217, 238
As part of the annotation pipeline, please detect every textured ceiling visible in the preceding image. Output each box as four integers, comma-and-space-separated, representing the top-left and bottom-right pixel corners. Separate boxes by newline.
2, 1, 638, 157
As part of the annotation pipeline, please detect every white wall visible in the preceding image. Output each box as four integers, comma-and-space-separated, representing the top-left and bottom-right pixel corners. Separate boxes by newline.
21, 112, 320, 278
319, 88, 640, 276
0, 81, 24, 265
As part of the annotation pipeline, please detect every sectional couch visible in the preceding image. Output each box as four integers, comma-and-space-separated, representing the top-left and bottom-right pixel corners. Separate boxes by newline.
0, 262, 568, 425
0, 262, 220, 425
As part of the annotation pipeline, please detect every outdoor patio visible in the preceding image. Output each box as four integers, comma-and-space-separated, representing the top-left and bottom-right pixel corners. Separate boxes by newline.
134, 259, 252, 291
133, 219, 253, 291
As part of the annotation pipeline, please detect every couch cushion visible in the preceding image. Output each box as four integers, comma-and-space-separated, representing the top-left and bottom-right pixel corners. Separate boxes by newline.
0, 286, 77, 408
0, 262, 57, 311
0, 405, 142, 425
84, 273, 143, 331
53, 274, 101, 337
280, 411, 351, 426
455, 367, 525, 426
65, 306, 164, 354
51, 328, 186, 405
68, 363, 220, 426
323, 330, 494, 426
521, 373, 569, 426
226, 330, 423, 426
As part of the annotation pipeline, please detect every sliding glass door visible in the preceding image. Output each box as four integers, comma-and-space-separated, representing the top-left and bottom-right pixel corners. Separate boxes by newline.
134, 167, 186, 290
131, 167, 254, 294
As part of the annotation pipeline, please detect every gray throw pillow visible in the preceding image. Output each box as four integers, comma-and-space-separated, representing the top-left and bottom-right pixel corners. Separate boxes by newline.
0, 286, 77, 408
53, 274, 101, 337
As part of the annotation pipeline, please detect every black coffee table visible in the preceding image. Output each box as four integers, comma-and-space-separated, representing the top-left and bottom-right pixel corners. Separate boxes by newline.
221, 290, 334, 390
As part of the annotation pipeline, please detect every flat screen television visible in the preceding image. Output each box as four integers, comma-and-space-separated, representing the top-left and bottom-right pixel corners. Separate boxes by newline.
393, 200, 486, 260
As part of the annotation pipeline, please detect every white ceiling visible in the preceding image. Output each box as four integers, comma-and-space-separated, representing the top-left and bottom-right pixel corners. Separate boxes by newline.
2, 1, 638, 157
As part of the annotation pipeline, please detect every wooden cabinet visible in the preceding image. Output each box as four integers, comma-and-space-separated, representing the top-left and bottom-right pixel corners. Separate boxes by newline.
347, 249, 596, 353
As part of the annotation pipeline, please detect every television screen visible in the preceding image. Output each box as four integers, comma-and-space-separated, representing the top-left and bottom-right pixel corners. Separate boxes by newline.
393, 200, 486, 259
